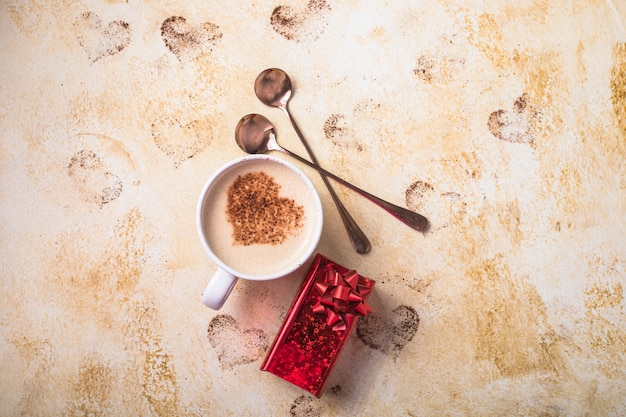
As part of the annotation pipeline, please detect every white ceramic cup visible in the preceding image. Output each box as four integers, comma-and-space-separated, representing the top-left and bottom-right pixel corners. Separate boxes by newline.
197, 155, 323, 310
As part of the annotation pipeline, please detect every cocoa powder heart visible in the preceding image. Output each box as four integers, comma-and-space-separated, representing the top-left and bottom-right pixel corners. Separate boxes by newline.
74, 12, 131, 63
151, 116, 211, 167
226, 172, 304, 246
68, 149, 123, 207
488, 94, 533, 143
160, 16, 222, 62
207, 315, 269, 369
356, 305, 420, 355
271, 0, 331, 42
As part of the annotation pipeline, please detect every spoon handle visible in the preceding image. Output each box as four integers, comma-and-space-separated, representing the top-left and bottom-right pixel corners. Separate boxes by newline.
284, 110, 371, 253
277, 146, 429, 232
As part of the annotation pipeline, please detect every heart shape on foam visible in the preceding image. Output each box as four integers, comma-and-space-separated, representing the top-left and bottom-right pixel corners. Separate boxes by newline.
160, 16, 222, 62
74, 11, 131, 63
226, 171, 305, 246
151, 116, 211, 167
207, 314, 269, 369
356, 305, 420, 355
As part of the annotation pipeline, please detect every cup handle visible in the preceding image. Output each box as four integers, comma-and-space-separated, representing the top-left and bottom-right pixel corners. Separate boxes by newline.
202, 269, 238, 310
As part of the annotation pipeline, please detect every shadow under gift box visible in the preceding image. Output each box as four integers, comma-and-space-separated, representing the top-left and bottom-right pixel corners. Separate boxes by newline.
261, 253, 376, 398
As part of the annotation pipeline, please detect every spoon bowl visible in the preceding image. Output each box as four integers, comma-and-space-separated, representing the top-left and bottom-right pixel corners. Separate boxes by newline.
254, 68, 292, 109
235, 113, 278, 154
236, 114, 429, 233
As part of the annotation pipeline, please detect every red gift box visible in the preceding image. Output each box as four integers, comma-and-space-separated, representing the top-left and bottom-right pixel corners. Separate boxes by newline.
261, 254, 375, 397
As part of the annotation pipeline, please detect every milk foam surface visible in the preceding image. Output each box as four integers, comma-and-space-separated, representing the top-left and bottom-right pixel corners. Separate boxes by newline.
201, 159, 320, 277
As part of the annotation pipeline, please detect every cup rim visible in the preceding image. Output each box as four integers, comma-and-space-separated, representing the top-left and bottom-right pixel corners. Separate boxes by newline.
196, 154, 323, 281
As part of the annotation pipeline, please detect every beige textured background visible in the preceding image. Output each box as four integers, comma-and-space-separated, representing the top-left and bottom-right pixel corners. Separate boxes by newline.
1, 0, 625, 415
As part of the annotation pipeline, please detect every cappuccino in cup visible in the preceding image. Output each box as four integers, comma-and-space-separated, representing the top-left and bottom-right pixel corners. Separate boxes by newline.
197, 155, 323, 309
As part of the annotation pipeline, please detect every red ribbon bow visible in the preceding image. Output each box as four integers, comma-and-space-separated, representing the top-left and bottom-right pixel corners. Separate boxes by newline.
311, 266, 373, 331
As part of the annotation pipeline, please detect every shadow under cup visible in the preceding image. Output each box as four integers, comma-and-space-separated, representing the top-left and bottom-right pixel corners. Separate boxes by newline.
197, 155, 324, 309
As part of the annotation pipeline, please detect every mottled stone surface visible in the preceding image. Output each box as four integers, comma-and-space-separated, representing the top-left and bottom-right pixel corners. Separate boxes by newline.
1, 1, 625, 415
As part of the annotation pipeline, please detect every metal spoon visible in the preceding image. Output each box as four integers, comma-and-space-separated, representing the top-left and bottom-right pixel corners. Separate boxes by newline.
235, 114, 429, 232
254, 68, 371, 254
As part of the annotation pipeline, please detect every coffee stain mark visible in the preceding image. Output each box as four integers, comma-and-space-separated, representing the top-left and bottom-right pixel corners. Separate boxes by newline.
125, 300, 159, 347
584, 312, 626, 379
465, 12, 511, 70
467, 256, 564, 378
74, 11, 131, 63
513, 50, 567, 139
538, 42, 626, 227
406, 180, 434, 207
413, 53, 465, 84
583, 255, 626, 379
575, 41, 589, 83
124, 300, 189, 417
497, 200, 523, 244
488, 94, 534, 144
271, 0, 331, 42
378, 271, 433, 298
110, 208, 151, 292
76, 132, 136, 171
405, 180, 467, 231
356, 305, 420, 356
66, 355, 114, 416
610, 42, 626, 139
323, 114, 356, 150
323, 99, 381, 152
10, 337, 55, 415
52, 208, 152, 314
44, 209, 151, 384
449, 150, 484, 181
68, 149, 123, 207
68, 91, 135, 133
44, 210, 152, 397
330, 385, 341, 394
11, 337, 54, 373
289, 394, 324, 416
151, 116, 213, 167
7, 1, 51, 35
206, 314, 269, 369
143, 347, 181, 416
160, 16, 222, 63
467, 13, 566, 142
414, 55, 437, 82
585, 281, 624, 310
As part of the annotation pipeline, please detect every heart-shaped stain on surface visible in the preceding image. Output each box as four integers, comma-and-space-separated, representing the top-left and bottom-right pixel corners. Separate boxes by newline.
356, 305, 420, 355
323, 100, 382, 152
488, 94, 533, 143
74, 11, 131, 63
207, 314, 269, 369
289, 395, 327, 417
68, 149, 123, 207
271, 0, 331, 42
151, 116, 212, 167
405, 180, 467, 232
160, 16, 222, 62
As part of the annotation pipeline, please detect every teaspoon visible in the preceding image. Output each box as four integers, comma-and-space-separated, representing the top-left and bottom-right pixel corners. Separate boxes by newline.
254, 68, 371, 254
235, 114, 429, 232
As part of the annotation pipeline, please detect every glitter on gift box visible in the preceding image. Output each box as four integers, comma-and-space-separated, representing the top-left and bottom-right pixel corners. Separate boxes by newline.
261, 254, 375, 397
